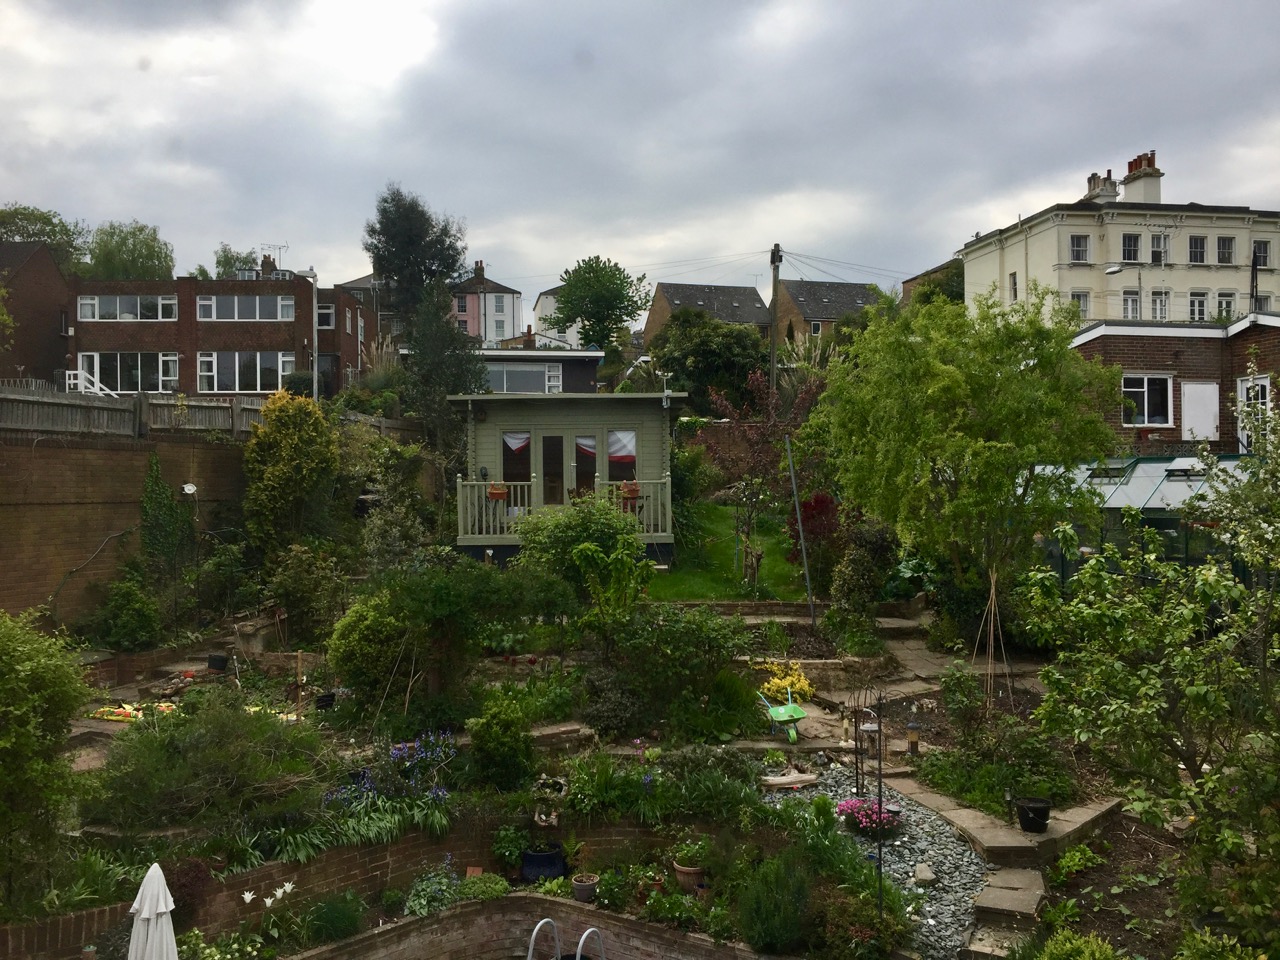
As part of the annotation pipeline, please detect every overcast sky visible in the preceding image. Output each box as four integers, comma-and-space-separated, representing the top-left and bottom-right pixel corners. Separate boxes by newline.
4, 0, 1279, 324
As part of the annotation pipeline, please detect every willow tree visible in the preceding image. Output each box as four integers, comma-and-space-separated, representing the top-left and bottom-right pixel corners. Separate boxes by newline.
817, 284, 1120, 691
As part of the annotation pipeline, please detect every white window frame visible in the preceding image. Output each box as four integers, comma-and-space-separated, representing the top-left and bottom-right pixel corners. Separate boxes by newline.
1122, 374, 1172, 427
456, 294, 468, 314
1254, 239, 1271, 268
1122, 289, 1140, 321
1150, 289, 1169, 322
1150, 234, 1168, 265
1009, 272, 1018, 301
1218, 236, 1235, 265
1189, 235, 1207, 264
1070, 291, 1089, 320
1217, 292, 1237, 321
80, 351, 178, 392
811, 320, 822, 337
1237, 374, 1271, 451
1122, 233, 1141, 262
345, 308, 352, 334
196, 295, 292, 321
196, 350, 295, 393
1069, 235, 1089, 263
77, 294, 177, 321
1189, 291, 1208, 323
494, 294, 505, 314
317, 304, 335, 329
1256, 294, 1272, 312
546, 363, 562, 394
358, 311, 364, 343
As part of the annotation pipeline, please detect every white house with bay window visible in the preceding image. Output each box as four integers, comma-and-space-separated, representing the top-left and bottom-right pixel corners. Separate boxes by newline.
960, 151, 1279, 324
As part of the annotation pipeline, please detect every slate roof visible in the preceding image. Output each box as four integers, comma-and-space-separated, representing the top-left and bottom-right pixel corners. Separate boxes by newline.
0, 240, 43, 275
654, 283, 768, 326
779, 280, 877, 319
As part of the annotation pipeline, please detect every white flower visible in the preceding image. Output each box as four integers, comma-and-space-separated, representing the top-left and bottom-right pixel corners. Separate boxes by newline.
274, 886, 286, 900
241, 890, 256, 904
282, 881, 295, 894
264, 896, 275, 908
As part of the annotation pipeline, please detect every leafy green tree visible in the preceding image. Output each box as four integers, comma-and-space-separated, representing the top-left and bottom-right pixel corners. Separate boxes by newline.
649, 307, 766, 414
551, 255, 649, 351
1028, 517, 1279, 947
402, 282, 488, 452
242, 392, 340, 553
192, 242, 259, 280
0, 611, 90, 914
514, 493, 644, 601
814, 283, 1120, 664
0, 203, 90, 274
84, 219, 175, 280
362, 183, 467, 319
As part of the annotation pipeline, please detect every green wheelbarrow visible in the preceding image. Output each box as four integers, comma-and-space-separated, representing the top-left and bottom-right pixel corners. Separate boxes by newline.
758, 689, 806, 743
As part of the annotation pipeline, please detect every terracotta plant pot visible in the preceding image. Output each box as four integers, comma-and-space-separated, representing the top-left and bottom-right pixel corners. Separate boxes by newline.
672, 862, 705, 894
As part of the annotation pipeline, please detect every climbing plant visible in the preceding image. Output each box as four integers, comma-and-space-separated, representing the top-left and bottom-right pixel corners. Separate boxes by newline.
139, 453, 194, 578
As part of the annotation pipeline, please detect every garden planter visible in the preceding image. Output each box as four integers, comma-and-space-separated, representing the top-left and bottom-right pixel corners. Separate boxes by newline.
207, 653, 229, 672
520, 841, 566, 883
672, 862, 705, 894
1014, 797, 1051, 833
571, 873, 599, 902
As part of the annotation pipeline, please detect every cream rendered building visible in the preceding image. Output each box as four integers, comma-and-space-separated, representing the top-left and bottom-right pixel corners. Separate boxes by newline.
960, 151, 1279, 324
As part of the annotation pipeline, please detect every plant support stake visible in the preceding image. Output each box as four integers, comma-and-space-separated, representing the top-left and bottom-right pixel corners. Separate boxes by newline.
785, 435, 816, 630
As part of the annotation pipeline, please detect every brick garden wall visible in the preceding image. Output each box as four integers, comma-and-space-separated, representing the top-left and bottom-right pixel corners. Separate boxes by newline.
0, 434, 245, 624
0, 819, 670, 960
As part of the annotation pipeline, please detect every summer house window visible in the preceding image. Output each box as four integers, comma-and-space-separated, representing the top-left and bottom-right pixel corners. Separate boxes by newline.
607, 429, 637, 482
501, 431, 531, 483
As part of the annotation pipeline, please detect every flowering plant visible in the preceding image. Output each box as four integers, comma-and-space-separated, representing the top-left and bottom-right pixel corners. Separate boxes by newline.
836, 798, 901, 837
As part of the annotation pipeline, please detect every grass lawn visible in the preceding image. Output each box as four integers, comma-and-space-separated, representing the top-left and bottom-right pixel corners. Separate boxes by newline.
647, 502, 808, 602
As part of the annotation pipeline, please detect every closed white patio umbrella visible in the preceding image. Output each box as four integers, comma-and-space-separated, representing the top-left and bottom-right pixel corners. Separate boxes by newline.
127, 863, 179, 960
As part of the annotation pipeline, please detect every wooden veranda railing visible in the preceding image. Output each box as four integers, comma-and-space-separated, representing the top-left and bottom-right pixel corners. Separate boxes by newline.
455, 475, 672, 542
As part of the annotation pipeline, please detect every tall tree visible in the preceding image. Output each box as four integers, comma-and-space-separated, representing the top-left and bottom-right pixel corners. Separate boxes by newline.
816, 283, 1121, 669
402, 281, 488, 452
551, 255, 649, 351
362, 183, 467, 319
192, 242, 259, 280
649, 307, 766, 414
0, 203, 90, 274
84, 219, 175, 280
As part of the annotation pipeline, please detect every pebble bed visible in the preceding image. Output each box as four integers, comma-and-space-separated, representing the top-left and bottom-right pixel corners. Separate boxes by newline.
761, 759, 989, 960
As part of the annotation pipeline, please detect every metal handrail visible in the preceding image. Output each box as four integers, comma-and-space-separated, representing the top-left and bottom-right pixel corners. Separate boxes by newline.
575, 926, 606, 959
526, 917, 562, 960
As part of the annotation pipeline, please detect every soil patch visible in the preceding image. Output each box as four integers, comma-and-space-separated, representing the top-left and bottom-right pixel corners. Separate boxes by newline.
748, 620, 838, 660
1043, 815, 1185, 959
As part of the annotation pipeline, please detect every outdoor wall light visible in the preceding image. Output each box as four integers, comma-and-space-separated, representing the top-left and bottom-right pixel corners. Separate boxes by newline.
182, 483, 197, 495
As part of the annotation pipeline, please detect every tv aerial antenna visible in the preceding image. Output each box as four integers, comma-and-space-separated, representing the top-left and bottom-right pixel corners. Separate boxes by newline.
260, 242, 289, 265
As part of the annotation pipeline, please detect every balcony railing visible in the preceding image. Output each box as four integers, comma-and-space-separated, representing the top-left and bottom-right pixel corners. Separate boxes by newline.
456, 475, 672, 543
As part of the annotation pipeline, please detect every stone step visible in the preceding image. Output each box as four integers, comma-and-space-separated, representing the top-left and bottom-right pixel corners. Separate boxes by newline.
973, 882, 1043, 928
962, 922, 1035, 960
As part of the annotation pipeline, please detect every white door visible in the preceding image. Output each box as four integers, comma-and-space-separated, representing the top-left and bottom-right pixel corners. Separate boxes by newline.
1181, 381, 1219, 441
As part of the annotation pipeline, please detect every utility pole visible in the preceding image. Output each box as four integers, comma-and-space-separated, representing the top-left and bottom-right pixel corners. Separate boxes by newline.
769, 243, 782, 391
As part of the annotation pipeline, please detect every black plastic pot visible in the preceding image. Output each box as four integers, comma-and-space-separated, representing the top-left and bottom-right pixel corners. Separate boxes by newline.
520, 841, 566, 883
315, 692, 336, 710
207, 653, 229, 672
1014, 797, 1051, 833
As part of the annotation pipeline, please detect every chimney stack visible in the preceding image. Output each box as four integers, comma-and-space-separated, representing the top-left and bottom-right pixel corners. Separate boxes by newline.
474, 260, 485, 282
1121, 150, 1163, 203
261, 254, 278, 275
1083, 168, 1119, 203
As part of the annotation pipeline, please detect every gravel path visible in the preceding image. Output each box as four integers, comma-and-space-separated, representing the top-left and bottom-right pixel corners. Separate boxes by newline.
761, 762, 988, 960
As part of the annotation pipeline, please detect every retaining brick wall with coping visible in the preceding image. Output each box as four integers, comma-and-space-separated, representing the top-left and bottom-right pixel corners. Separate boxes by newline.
0, 820, 666, 960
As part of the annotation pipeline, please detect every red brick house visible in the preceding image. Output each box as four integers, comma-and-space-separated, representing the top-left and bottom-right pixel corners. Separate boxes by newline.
1072, 312, 1280, 455
67, 256, 367, 398
0, 241, 72, 383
